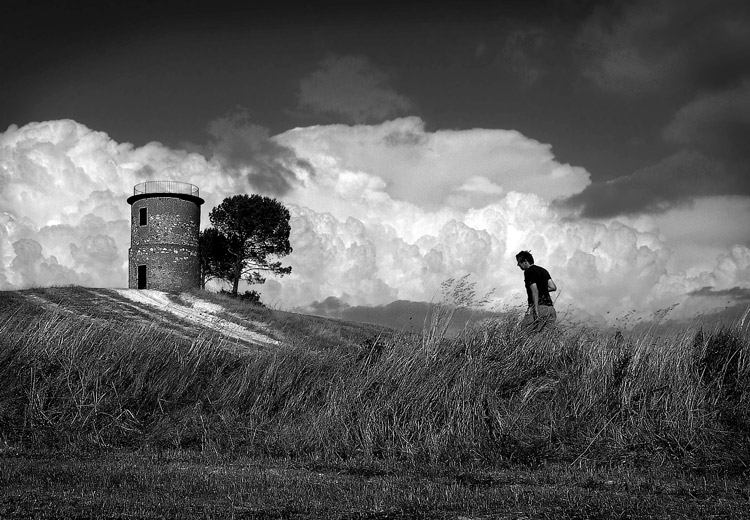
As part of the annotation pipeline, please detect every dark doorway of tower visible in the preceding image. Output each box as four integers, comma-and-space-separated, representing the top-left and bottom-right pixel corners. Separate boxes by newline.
137, 265, 147, 289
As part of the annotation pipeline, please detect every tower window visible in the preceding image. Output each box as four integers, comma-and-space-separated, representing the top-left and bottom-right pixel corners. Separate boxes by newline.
139, 208, 147, 226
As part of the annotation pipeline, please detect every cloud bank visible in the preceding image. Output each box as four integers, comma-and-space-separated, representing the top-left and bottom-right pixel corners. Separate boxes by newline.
275, 117, 591, 210
568, 1, 750, 218
563, 150, 731, 217
578, 0, 750, 95
2, 118, 749, 326
0, 118, 301, 288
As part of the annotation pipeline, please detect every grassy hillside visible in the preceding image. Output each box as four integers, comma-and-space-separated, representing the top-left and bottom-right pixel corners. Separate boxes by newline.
1, 286, 749, 518
0, 286, 386, 351
1, 286, 748, 467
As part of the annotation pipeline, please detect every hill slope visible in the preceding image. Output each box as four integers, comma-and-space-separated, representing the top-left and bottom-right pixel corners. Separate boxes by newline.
1, 285, 749, 478
1, 286, 386, 351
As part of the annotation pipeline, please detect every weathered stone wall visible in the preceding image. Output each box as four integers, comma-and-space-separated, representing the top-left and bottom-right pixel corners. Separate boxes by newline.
128, 196, 201, 291
128, 246, 200, 291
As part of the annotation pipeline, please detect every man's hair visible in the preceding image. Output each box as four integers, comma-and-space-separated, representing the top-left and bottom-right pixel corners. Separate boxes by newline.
516, 250, 534, 264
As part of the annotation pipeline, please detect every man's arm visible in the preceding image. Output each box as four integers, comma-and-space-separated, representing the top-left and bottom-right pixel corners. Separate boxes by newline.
530, 282, 539, 318
547, 279, 557, 292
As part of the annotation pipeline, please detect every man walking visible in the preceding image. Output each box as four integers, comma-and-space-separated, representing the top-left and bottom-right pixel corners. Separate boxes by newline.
516, 251, 557, 332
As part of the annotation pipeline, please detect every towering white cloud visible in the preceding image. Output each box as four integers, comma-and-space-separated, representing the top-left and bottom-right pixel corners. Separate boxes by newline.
2, 118, 748, 326
0, 120, 253, 289
275, 117, 591, 210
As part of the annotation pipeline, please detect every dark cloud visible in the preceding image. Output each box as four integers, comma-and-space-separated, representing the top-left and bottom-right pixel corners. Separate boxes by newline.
688, 286, 750, 302
663, 80, 750, 163
569, 1, 750, 218
561, 150, 740, 217
502, 28, 547, 86
204, 111, 314, 196
577, 0, 750, 95
565, 73, 750, 218
339, 300, 432, 332
300, 298, 503, 333
300, 298, 427, 330
305, 296, 351, 315
382, 129, 429, 148
297, 54, 414, 124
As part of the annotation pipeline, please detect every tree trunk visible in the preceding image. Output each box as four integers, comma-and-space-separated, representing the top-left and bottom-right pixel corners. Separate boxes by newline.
232, 257, 242, 296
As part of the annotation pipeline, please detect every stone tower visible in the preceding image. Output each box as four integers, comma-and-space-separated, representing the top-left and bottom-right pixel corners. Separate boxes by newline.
127, 181, 204, 291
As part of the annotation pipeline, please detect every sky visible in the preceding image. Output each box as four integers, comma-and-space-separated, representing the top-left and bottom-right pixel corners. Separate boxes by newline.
1, 0, 749, 328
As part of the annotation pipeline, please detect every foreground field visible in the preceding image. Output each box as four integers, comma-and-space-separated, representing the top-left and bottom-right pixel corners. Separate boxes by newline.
1, 286, 748, 518
2, 450, 749, 519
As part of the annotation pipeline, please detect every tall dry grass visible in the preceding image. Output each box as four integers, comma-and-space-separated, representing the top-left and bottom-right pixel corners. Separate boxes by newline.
0, 293, 748, 472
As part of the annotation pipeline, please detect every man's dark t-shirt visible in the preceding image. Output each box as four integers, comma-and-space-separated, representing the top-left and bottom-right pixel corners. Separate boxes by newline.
524, 265, 553, 307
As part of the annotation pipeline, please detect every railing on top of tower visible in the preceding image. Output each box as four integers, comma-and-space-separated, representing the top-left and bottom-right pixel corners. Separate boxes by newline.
132, 181, 199, 197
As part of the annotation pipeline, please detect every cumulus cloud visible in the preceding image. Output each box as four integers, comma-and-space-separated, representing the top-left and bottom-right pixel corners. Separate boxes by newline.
1, 121, 131, 289
9, 238, 87, 287
654, 244, 750, 322
697, 245, 750, 290
667, 198, 750, 242
0, 119, 305, 289
297, 54, 414, 124
268, 117, 750, 324
275, 117, 591, 210
3, 118, 748, 326
265, 182, 750, 325
578, 0, 750, 94
651, 196, 750, 273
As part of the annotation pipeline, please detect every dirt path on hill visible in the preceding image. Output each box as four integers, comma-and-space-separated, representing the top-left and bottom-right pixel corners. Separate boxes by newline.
112, 289, 281, 348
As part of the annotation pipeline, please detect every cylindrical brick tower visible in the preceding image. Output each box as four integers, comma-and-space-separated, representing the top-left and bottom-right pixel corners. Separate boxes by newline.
127, 181, 204, 291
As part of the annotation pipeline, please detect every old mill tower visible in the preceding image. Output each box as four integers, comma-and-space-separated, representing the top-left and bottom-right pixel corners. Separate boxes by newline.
127, 181, 204, 291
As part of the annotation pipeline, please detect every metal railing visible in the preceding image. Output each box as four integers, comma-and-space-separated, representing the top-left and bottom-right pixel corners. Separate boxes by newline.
133, 181, 199, 197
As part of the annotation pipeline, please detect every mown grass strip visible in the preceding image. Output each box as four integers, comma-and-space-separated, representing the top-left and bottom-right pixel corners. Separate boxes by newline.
1, 451, 748, 519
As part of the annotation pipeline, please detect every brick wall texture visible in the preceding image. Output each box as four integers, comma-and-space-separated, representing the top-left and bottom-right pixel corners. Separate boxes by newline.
128, 195, 201, 291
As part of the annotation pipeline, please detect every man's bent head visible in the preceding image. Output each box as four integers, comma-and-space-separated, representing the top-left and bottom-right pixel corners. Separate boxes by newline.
516, 250, 534, 270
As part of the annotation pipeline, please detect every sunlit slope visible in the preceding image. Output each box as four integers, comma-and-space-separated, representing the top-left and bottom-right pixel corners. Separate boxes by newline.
0, 286, 384, 351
